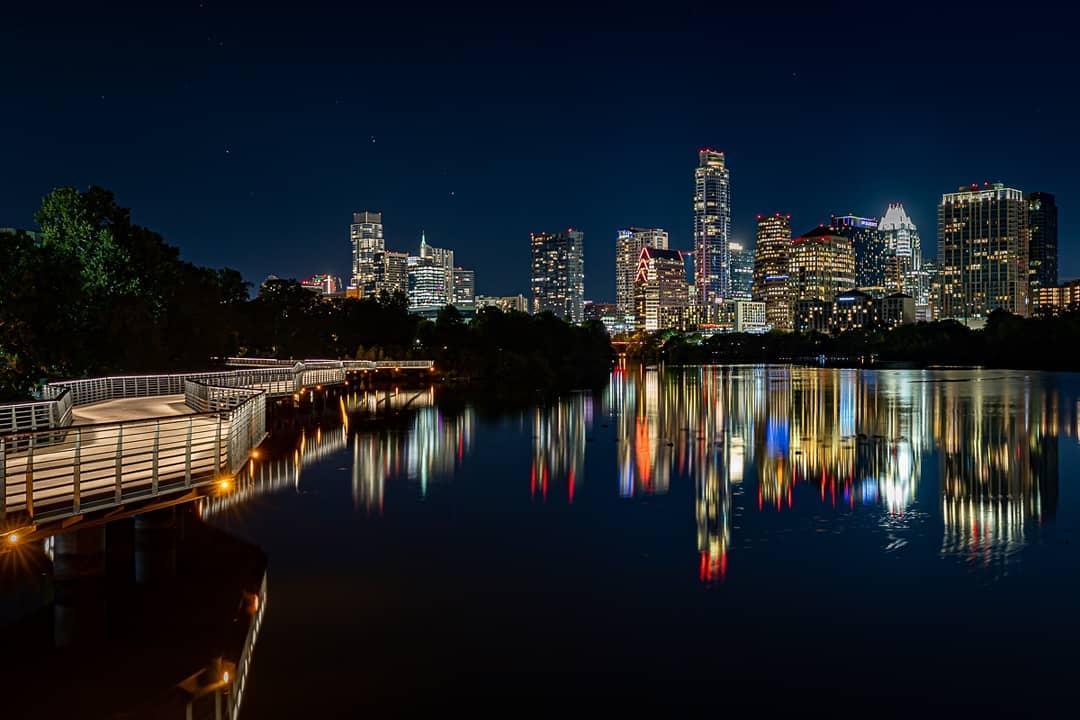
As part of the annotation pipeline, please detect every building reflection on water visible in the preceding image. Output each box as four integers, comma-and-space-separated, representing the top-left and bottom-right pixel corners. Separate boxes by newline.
203, 387, 474, 518
188, 370, 1063, 586
531, 393, 590, 503
604, 365, 1061, 580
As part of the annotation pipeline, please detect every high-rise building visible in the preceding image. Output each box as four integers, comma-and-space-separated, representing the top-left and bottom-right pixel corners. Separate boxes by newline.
634, 246, 687, 332
938, 182, 1029, 321
419, 233, 455, 301
1028, 192, 1058, 297
615, 227, 668, 316
693, 149, 732, 305
350, 211, 385, 293
452, 267, 475, 307
789, 226, 856, 304
530, 229, 585, 323
729, 240, 753, 300
830, 215, 887, 293
373, 250, 409, 296
753, 213, 793, 331
879, 203, 924, 303
407, 255, 448, 312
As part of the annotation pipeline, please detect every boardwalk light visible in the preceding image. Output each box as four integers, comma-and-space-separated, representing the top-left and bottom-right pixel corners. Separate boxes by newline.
218, 477, 232, 492
6, 534, 18, 545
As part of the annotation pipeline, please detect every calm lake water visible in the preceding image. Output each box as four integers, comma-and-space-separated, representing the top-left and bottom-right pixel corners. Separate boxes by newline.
4, 364, 1080, 716
206, 365, 1080, 716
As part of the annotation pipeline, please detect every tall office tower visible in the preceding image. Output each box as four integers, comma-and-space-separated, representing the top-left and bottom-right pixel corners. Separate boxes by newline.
373, 250, 409, 296
830, 215, 887, 293
615, 227, 669, 316
633, 247, 687, 331
938, 182, 1029, 320
693, 149, 732, 305
879, 203, 924, 302
1027, 192, 1058, 295
350, 211, 385, 293
728, 240, 753, 300
788, 226, 856, 303
407, 255, 448, 310
452, 267, 476, 307
419, 233, 455, 301
530, 229, 585, 323
752, 213, 793, 331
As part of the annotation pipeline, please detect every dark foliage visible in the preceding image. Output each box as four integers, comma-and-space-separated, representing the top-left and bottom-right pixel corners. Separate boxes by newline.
2, 187, 249, 399
634, 311, 1080, 371
1, 187, 613, 400
419, 306, 614, 391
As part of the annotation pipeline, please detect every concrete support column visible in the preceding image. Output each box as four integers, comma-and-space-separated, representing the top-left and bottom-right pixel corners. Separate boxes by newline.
105, 516, 134, 585
135, 507, 177, 585
53, 526, 107, 647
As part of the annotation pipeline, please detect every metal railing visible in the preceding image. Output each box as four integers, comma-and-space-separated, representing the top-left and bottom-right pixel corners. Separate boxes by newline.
227, 357, 434, 371
372, 360, 434, 369
41, 368, 298, 407
222, 357, 295, 368
1, 386, 267, 525
0, 388, 72, 434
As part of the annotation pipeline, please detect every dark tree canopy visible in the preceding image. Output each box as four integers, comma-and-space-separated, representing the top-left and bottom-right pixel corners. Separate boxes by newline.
1, 187, 613, 400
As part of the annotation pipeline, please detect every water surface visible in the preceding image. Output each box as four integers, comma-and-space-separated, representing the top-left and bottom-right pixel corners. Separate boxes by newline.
206, 366, 1079, 714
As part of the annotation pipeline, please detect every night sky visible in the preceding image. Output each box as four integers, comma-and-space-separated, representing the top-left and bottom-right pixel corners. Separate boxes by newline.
3, 2, 1077, 301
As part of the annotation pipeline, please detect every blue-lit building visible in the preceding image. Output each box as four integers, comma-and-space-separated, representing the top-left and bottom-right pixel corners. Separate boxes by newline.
830, 215, 887, 293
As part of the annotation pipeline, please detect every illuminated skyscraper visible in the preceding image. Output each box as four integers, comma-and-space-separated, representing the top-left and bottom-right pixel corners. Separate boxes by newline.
634, 246, 686, 331
407, 255, 448, 312
530, 229, 585, 323
752, 213, 793, 331
616, 227, 668, 317
879, 203, 924, 304
830, 215, 886, 293
938, 182, 1029, 320
350, 211, 385, 294
693, 149, 731, 305
729, 240, 753, 300
789, 226, 856, 303
372, 250, 408, 297
1028, 191, 1058, 296
419, 233, 455, 301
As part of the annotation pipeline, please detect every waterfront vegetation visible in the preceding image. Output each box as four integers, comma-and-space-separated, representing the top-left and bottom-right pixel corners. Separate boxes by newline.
628, 311, 1080, 370
0, 186, 612, 400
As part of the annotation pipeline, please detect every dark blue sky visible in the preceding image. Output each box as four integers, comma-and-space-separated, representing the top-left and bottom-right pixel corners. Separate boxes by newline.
2, 2, 1077, 301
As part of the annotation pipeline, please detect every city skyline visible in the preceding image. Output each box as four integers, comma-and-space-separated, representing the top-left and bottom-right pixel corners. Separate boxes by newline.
2, 5, 1076, 303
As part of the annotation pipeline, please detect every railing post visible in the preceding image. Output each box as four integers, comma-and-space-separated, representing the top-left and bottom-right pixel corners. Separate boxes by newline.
152, 419, 160, 494
73, 429, 82, 514
115, 425, 123, 504
25, 434, 34, 518
0, 436, 6, 520
185, 417, 193, 487
215, 415, 223, 474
